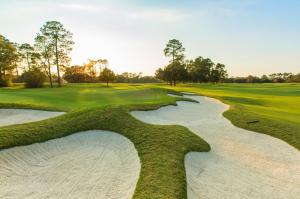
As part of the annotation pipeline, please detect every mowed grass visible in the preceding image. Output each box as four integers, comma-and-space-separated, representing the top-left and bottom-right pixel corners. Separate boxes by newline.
163, 83, 300, 150
0, 83, 209, 199
0, 83, 178, 111
1, 83, 299, 198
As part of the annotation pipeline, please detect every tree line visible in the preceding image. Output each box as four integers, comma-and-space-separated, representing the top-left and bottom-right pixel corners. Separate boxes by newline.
225, 73, 300, 83
155, 39, 228, 86
0, 21, 74, 87
1, 28, 299, 88
0, 20, 160, 88
0, 21, 121, 87
156, 39, 300, 85
63, 62, 160, 85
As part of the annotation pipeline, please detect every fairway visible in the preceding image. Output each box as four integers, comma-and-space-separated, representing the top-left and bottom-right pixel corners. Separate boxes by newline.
0, 84, 177, 111
165, 83, 300, 150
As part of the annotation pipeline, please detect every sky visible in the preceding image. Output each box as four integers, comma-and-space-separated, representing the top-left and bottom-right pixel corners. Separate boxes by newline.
0, 0, 299, 76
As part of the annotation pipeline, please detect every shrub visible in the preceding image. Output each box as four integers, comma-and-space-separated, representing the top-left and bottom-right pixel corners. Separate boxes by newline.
0, 77, 13, 87
22, 68, 46, 88
63, 65, 97, 83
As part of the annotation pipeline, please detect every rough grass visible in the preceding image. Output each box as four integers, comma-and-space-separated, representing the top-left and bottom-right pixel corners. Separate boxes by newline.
163, 83, 300, 150
0, 83, 209, 199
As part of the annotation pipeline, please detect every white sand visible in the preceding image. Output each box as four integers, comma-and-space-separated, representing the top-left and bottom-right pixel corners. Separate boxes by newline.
131, 95, 300, 199
0, 109, 64, 127
0, 130, 141, 199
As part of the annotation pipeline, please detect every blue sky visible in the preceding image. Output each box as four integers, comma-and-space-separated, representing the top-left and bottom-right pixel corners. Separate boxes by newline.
0, 0, 299, 76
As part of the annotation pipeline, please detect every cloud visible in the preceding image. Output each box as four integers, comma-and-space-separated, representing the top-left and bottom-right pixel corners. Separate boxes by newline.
58, 3, 102, 12
129, 8, 186, 23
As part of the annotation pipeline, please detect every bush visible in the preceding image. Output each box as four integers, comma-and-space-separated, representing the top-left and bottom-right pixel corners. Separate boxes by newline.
0, 77, 13, 87
63, 65, 97, 83
22, 68, 46, 88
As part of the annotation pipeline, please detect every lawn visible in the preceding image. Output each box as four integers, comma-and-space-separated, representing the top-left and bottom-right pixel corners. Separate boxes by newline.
163, 83, 300, 150
0, 83, 178, 111
0, 83, 209, 199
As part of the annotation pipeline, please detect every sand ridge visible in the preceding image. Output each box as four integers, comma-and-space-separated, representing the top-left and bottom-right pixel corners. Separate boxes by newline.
0, 130, 141, 199
131, 94, 300, 199
0, 109, 65, 127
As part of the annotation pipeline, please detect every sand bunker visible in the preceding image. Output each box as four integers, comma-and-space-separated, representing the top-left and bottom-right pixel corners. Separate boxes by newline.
131, 95, 300, 198
0, 130, 140, 199
0, 109, 64, 127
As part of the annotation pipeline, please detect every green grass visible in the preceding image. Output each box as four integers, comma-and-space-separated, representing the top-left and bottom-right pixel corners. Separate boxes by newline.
1, 82, 299, 198
0, 83, 180, 111
162, 83, 300, 150
0, 83, 209, 199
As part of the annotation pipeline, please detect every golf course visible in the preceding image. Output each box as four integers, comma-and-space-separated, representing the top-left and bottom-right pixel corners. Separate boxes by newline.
1, 1, 300, 198
0, 83, 299, 198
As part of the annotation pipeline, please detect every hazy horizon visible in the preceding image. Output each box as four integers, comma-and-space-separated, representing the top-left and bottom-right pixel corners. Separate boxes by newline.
1, 0, 299, 76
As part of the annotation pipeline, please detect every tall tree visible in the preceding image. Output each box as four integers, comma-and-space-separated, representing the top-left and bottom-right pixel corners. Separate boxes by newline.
164, 39, 185, 86
83, 59, 97, 79
155, 68, 165, 83
99, 67, 116, 86
12, 42, 22, 78
211, 63, 228, 83
39, 21, 74, 87
189, 57, 214, 83
19, 43, 35, 70
34, 34, 54, 87
0, 35, 19, 86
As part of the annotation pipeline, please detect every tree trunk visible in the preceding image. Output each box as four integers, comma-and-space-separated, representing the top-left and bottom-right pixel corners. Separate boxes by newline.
173, 80, 176, 86
0, 67, 3, 82
26, 52, 31, 70
55, 37, 61, 87
47, 58, 53, 88
106, 81, 108, 87
16, 67, 19, 77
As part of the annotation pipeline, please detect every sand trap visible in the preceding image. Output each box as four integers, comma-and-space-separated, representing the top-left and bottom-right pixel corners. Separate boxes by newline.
0, 109, 64, 127
131, 95, 300, 198
0, 130, 140, 199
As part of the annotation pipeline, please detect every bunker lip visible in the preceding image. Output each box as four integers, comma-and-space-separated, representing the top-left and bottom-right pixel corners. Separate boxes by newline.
0, 109, 65, 127
0, 130, 141, 199
131, 94, 300, 199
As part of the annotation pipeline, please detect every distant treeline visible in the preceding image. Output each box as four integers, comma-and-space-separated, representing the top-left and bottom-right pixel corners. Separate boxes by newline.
115, 72, 161, 83
63, 64, 160, 84
225, 73, 300, 83
155, 39, 228, 86
1, 26, 299, 88
155, 39, 300, 85
0, 20, 161, 87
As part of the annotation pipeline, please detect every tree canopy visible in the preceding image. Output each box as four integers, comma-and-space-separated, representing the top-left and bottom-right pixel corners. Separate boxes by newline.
156, 39, 228, 85
39, 21, 74, 87
0, 35, 19, 86
99, 67, 116, 86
